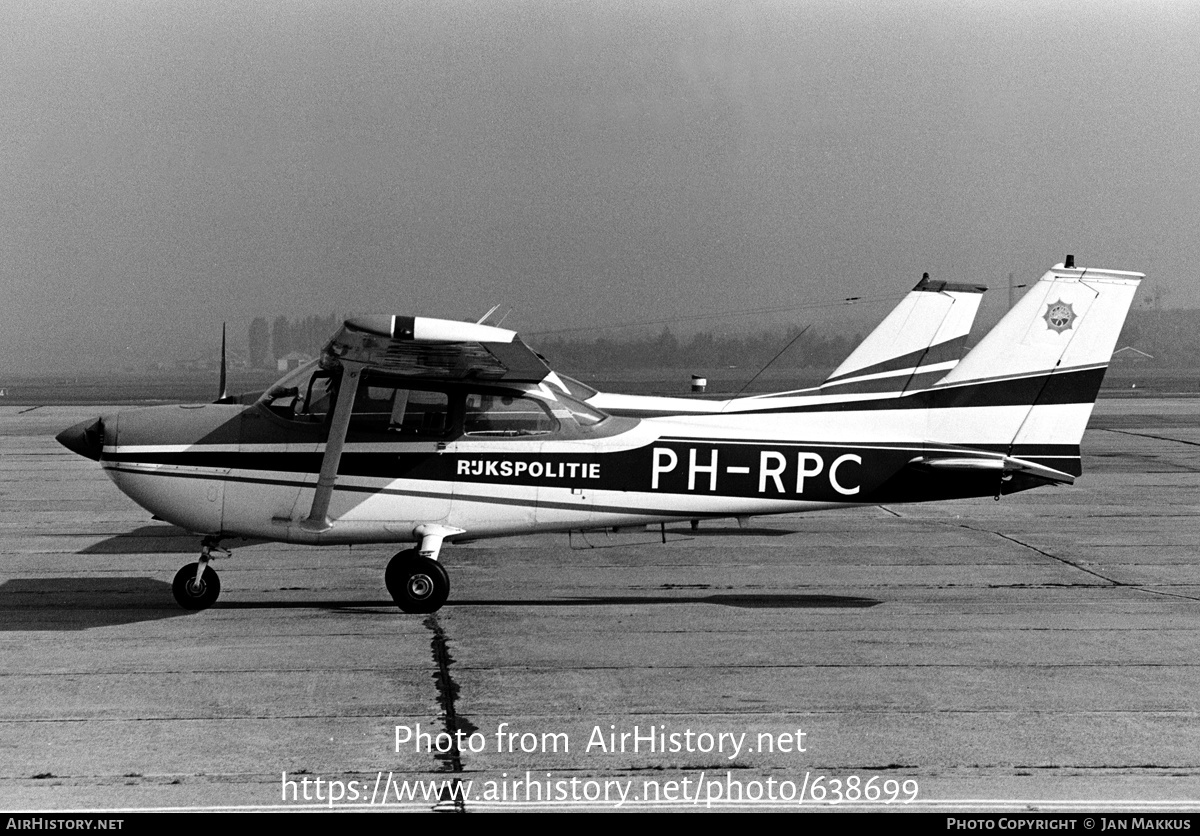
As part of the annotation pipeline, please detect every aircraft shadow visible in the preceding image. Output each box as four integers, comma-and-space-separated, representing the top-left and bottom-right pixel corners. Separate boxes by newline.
0, 580, 880, 630
453, 594, 880, 609
669, 526, 798, 537
215, 593, 881, 611
576, 526, 798, 546
0, 578, 189, 630
78, 524, 200, 554
79, 525, 269, 554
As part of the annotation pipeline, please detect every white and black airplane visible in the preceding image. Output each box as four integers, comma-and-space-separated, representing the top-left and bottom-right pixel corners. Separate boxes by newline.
57, 260, 1140, 614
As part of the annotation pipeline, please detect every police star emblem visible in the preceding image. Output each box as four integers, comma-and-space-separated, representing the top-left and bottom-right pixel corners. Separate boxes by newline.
1043, 299, 1076, 334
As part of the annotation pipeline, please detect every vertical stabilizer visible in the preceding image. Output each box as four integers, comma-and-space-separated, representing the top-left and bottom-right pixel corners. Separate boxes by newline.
937, 263, 1141, 388
926, 261, 1142, 473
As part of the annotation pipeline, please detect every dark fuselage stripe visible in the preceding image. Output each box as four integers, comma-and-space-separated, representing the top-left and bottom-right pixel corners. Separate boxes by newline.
105, 439, 1082, 476
105, 464, 732, 518
742, 365, 1106, 413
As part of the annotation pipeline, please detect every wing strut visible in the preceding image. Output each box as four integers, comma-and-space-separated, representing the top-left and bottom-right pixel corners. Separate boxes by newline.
301, 361, 364, 532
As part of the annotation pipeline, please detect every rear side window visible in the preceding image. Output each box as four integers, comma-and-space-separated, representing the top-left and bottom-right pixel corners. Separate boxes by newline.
464, 394, 557, 436
553, 398, 606, 428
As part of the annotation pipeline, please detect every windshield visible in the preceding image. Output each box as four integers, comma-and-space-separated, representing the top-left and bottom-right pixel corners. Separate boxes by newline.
258, 360, 335, 421
258, 360, 320, 406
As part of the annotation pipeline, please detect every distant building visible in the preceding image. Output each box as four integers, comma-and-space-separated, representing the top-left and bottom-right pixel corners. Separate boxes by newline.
277, 351, 313, 372
1112, 346, 1155, 364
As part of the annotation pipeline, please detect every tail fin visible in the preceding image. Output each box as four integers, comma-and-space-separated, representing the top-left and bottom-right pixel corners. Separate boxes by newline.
925, 261, 1142, 475
819, 276, 986, 396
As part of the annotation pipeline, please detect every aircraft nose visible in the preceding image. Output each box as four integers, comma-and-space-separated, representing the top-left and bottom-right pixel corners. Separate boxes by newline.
56, 417, 107, 461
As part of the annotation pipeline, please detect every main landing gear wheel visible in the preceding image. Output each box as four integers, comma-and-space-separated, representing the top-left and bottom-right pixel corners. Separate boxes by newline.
172, 563, 221, 610
385, 549, 450, 614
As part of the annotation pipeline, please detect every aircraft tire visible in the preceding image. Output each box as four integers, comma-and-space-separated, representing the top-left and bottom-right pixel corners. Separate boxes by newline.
172, 563, 221, 610
385, 550, 450, 614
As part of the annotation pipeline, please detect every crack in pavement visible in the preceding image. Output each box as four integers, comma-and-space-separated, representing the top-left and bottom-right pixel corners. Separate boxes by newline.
865, 512, 1200, 600
424, 613, 476, 812
1103, 428, 1200, 448
953, 524, 1122, 585
951, 523, 1200, 602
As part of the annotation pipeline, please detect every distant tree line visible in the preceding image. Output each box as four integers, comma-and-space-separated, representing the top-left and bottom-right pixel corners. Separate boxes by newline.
528, 308, 1200, 372
241, 308, 1200, 373
1116, 308, 1200, 366
529, 325, 862, 372
247, 314, 340, 368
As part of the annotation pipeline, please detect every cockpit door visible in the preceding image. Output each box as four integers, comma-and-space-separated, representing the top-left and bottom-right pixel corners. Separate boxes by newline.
224, 403, 322, 535
331, 380, 453, 526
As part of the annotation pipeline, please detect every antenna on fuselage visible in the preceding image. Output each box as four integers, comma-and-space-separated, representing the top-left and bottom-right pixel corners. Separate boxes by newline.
218, 323, 228, 401
720, 322, 814, 411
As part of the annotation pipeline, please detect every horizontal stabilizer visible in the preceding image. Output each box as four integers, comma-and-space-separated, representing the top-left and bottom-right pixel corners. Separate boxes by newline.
909, 454, 1075, 485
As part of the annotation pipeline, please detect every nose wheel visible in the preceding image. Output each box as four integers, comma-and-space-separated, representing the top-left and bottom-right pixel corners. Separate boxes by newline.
172, 563, 221, 610
172, 537, 228, 610
385, 549, 450, 613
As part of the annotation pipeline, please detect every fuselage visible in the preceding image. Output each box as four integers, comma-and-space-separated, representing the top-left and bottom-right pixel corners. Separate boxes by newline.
60, 365, 1071, 547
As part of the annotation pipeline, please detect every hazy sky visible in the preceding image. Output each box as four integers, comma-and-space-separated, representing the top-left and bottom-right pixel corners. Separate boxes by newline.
4, 0, 1198, 373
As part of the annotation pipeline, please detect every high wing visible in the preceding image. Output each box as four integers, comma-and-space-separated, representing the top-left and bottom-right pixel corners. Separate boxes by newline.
328, 315, 551, 382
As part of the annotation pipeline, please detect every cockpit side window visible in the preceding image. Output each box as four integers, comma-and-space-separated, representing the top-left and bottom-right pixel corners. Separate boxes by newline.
350, 383, 451, 436
260, 366, 600, 440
